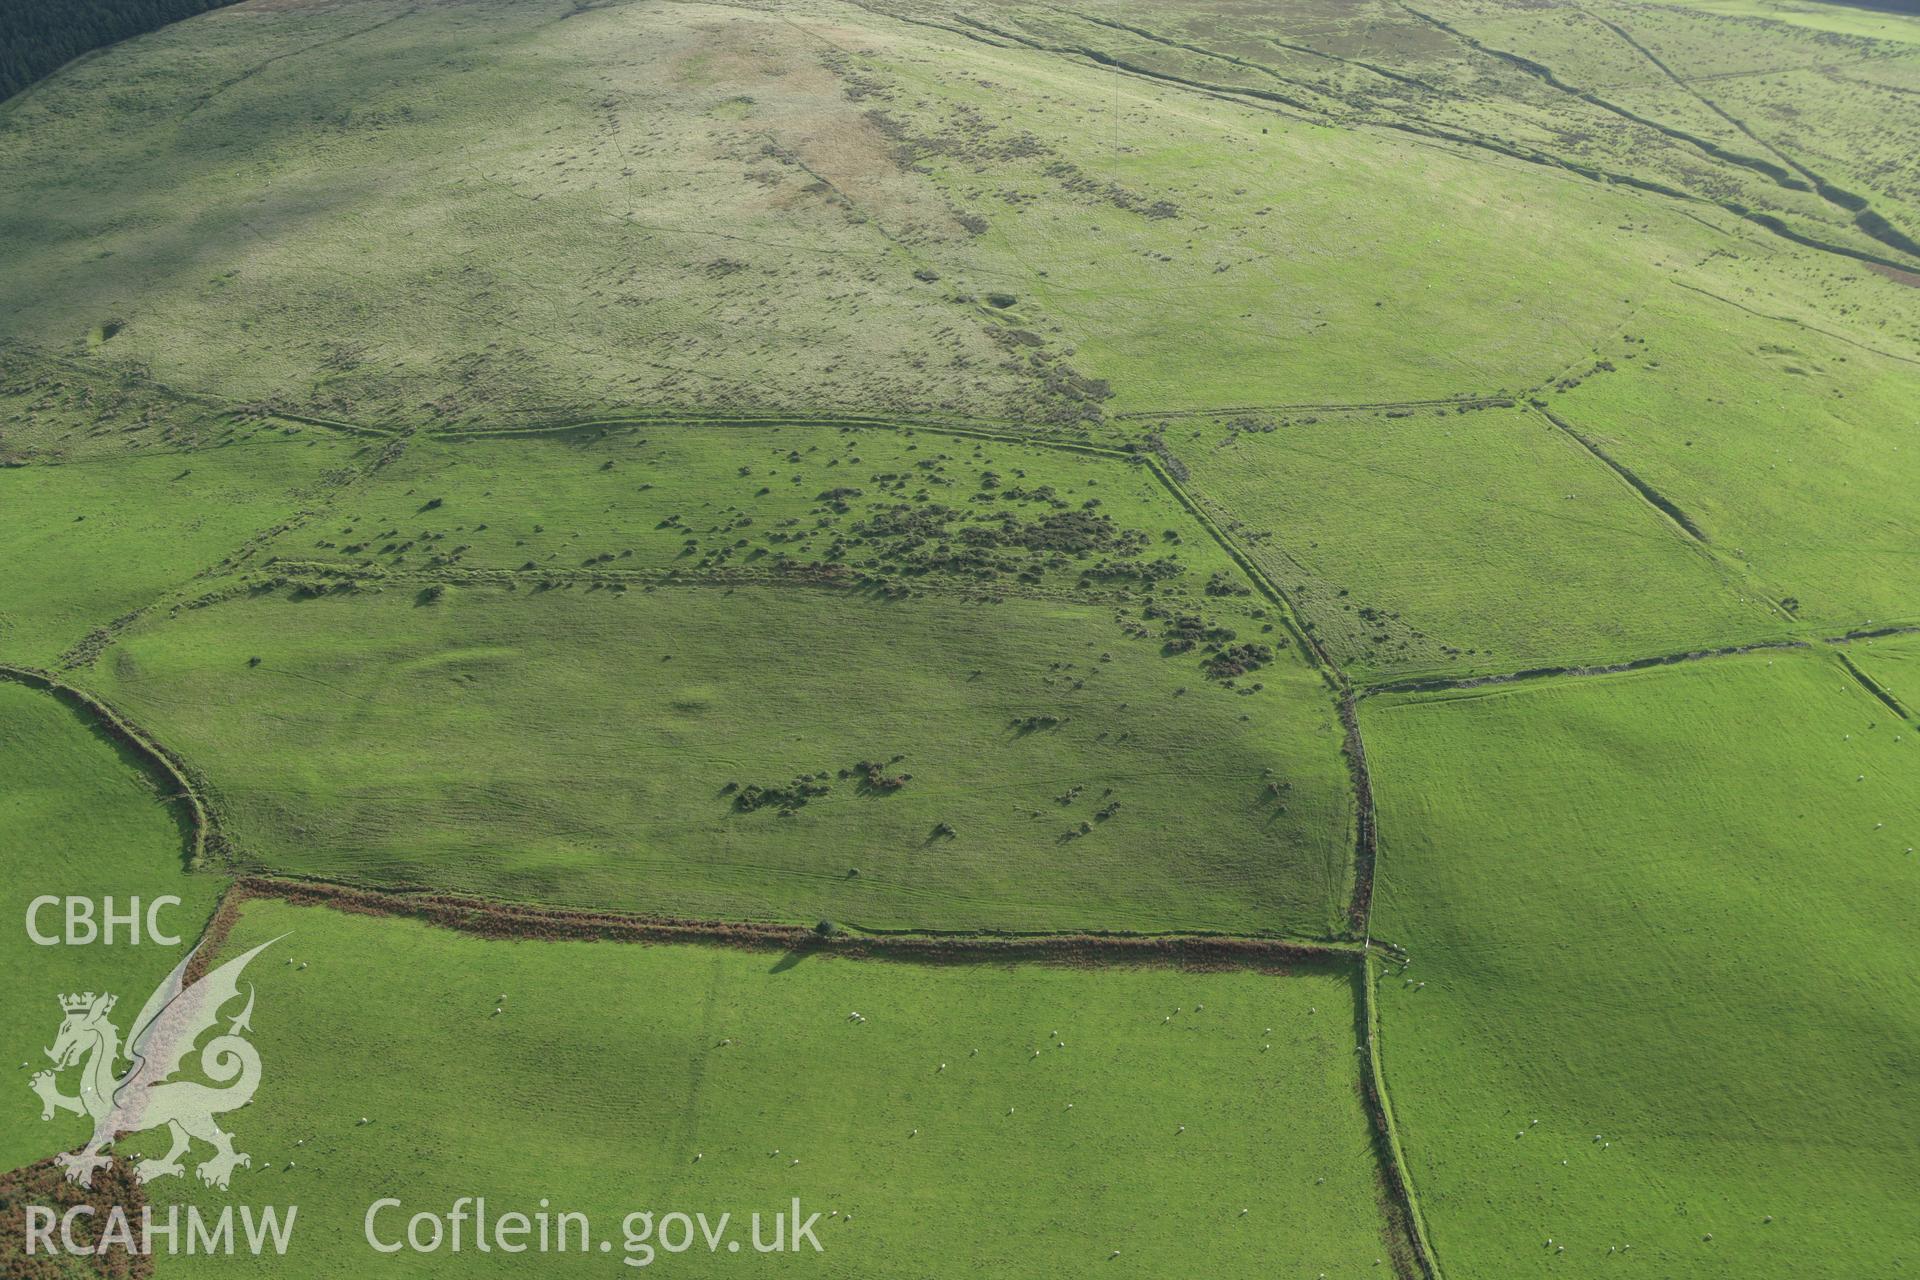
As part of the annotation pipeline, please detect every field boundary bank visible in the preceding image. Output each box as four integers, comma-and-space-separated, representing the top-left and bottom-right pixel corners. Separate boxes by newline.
1359, 639, 1810, 698
1397, 3, 1920, 269
0, 663, 214, 868
1112, 396, 1513, 421
1669, 279, 1920, 368
1531, 406, 1712, 545
1580, 4, 1920, 263
1827, 623, 1920, 643
1599, 13, 1920, 261
1833, 651, 1913, 720
899, 3, 1920, 276
218, 876, 1357, 970
1341, 693, 1380, 939
1410, 0, 1920, 274
1359, 953, 1445, 1280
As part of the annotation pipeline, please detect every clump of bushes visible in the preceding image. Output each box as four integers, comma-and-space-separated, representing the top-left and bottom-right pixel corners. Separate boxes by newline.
1155, 610, 1236, 654
1204, 643, 1273, 680
734, 776, 832, 815
855, 760, 911, 793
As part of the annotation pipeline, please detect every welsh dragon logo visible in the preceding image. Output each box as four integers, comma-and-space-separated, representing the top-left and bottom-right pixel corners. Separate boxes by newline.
30, 937, 279, 1191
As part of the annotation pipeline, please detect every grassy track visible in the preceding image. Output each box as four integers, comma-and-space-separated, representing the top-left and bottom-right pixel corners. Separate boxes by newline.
1362, 650, 1920, 1278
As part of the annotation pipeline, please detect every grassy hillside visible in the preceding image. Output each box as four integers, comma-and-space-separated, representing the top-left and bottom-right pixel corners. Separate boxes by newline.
10, 0, 1912, 432
0, 0, 1065, 427
134, 897, 1407, 1277
1363, 651, 1920, 1278
0, 0, 1916, 1274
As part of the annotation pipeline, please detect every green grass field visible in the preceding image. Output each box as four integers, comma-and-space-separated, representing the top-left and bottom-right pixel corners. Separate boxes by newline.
130, 897, 1405, 1277
1177, 404, 1782, 680
89, 582, 1353, 936
0, 433, 360, 666
1545, 290, 1920, 632
0, 678, 225, 1173
1363, 650, 1920, 1278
